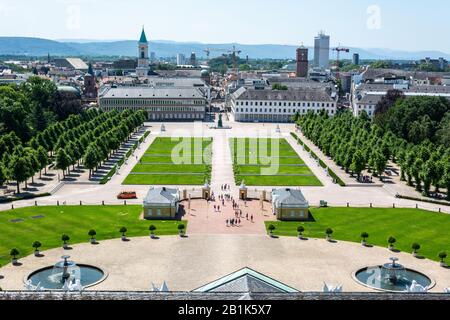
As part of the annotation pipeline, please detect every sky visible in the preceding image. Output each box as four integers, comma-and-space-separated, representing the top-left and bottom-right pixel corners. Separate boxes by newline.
0, 0, 449, 53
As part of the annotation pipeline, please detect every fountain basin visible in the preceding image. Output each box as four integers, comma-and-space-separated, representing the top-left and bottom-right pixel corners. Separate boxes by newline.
27, 264, 107, 290
353, 266, 434, 292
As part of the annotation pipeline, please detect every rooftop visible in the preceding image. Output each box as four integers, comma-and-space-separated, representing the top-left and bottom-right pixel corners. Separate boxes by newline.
232, 87, 335, 102
143, 187, 179, 206
193, 267, 299, 293
272, 188, 309, 207
101, 86, 205, 99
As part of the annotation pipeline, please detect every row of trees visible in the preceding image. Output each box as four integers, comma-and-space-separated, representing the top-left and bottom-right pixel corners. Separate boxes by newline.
297, 109, 450, 200
55, 109, 146, 179
0, 109, 147, 193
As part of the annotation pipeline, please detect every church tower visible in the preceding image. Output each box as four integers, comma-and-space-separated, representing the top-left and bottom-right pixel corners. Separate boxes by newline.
136, 27, 150, 77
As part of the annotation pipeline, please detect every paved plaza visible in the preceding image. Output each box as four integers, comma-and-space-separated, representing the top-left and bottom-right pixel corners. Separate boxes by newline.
0, 235, 449, 292
182, 199, 276, 235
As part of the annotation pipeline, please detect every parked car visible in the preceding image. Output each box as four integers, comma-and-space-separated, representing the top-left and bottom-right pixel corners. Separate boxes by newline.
117, 191, 137, 200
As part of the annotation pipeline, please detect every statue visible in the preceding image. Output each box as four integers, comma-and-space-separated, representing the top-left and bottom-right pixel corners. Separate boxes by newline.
323, 282, 343, 293
218, 114, 223, 128
406, 280, 429, 293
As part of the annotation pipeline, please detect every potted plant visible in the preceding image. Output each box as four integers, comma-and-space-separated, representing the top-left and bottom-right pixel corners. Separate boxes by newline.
10, 248, 19, 265
178, 224, 185, 237
439, 251, 447, 267
88, 229, 97, 244
412, 243, 421, 257
388, 236, 396, 251
360, 232, 369, 246
149, 225, 157, 239
120, 227, 127, 241
61, 234, 70, 249
268, 224, 276, 237
297, 226, 305, 239
32, 241, 42, 257
325, 228, 333, 241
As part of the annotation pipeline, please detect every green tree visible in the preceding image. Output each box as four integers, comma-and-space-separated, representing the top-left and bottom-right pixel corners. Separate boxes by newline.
36, 146, 48, 177
372, 151, 387, 181
55, 148, 71, 179
350, 150, 366, 180
8, 155, 31, 193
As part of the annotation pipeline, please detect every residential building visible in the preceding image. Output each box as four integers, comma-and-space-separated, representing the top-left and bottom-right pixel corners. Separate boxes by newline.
230, 86, 338, 123
352, 82, 450, 117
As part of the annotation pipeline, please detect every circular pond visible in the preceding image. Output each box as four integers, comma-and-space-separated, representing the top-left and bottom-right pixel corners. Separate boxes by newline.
354, 266, 434, 292
27, 264, 106, 290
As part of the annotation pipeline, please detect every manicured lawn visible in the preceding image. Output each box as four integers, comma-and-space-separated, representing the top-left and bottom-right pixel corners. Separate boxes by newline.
238, 165, 313, 175
124, 137, 212, 185
236, 175, 322, 186
265, 207, 450, 262
123, 174, 207, 185
230, 138, 322, 187
132, 164, 208, 174
0, 206, 187, 266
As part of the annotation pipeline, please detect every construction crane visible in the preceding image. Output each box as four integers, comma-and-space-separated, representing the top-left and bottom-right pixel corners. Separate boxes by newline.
203, 46, 242, 73
332, 46, 350, 80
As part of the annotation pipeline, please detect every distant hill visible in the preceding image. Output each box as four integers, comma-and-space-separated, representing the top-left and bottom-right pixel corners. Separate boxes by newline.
1, 37, 449, 61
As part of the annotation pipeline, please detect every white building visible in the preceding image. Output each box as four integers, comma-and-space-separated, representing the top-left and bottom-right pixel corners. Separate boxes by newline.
99, 86, 207, 121
136, 28, 150, 77
230, 87, 338, 122
352, 83, 450, 117
314, 32, 330, 70
177, 54, 186, 66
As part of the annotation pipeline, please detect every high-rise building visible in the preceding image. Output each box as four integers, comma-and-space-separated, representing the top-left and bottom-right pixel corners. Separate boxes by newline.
314, 32, 330, 69
296, 45, 309, 78
177, 53, 186, 66
190, 52, 197, 66
136, 27, 150, 77
150, 52, 156, 63
353, 53, 360, 66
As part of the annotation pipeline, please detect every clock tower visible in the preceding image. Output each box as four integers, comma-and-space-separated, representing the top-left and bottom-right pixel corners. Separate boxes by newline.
136, 27, 150, 77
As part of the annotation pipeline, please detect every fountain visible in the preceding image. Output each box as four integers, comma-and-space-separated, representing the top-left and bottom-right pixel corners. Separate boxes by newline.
354, 257, 433, 292
27, 255, 106, 290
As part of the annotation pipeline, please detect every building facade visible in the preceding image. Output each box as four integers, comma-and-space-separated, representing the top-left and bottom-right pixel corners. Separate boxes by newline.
177, 53, 186, 66
314, 32, 330, 69
99, 86, 207, 121
296, 46, 309, 78
353, 53, 360, 66
143, 187, 180, 220
230, 87, 338, 122
272, 188, 310, 221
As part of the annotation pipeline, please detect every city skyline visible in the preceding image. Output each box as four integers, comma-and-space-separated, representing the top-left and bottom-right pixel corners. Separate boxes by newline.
0, 0, 450, 53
